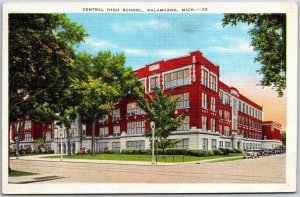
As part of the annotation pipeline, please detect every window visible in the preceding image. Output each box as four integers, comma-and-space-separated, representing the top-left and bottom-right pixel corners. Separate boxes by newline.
45, 132, 51, 141
219, 141, 223, 148
177, 116, 190, 131
127, 121, 145, 135
150, 76, 159, 92
126, 140, 145, 150
202, 116, 207, 131
225, 142, 231, 148
139, 79, 146, 93
24, 121, 31, 129
211, 139, 217, 150
202, 93, 208, 109
239, 101, 242, 111
113, 109, 120, 120
175, 139, 189, 149
224, 93, 230, 105
113, 126, 120, 137
172, 93, 189, 109
99, 115, 108, 123
224, 111, 230, 121
219, 125, 223, 134
224, 126, 230, 136
24, 133, 31, 141
210, 74, 217, 91
211, 97, 216, 112
201, 69, 209, 87
127, 102, 146, 116
202, 138, 208, 150
112, 142, 120, 150
211, 118, 216, 132
219, 110, 223, 119
99, 127, 109, 137
99, 142, 108, 151
164, 69, 191, 89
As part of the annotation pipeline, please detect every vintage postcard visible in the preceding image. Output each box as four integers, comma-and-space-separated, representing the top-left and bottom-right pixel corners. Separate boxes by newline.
1, 1, 298, 194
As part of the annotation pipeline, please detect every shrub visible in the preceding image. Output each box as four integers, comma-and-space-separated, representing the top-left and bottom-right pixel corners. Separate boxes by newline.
213, 149, 224, 155
165, 148, 187, 155
186, 150, 203, 157
227, 148, 236, 153
87, 149, 91, 154
202, 150, 208, 157
207, 150, 214, 156
233, 148, 242, 153
219, 148, 230, 155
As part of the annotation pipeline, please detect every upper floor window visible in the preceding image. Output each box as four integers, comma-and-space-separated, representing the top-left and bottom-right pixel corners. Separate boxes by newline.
113, 109, 120, 120
99, 127, 109, 137
99, 115, 108, 123
210, 74, 217, 91
127, 121, 145, 135
202, 116, 207, 131
211, 118, 216, 132
224, 110, 230, 121
127, 102, 146, 116
113, 126, 120, 137
139, 79, 146, 93
202, 93, 208, 109
24, 132, 31, 141
164, 69, 190, 89
150, 76, 159, 92
45, 132, 51, 141
211, 97, 216, 112
177, 116, 190, 131
224, 126, 230, 136
219, 109, 223, 119
24, 121, 31, 130
201, 69, 209, 87
172, 93, 189, 109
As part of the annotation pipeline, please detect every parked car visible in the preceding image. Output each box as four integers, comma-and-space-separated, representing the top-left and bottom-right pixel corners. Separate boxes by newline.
243, 150, 259, 159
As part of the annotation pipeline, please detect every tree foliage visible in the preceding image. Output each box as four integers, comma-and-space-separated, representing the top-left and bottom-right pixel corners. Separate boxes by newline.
137, 87, 186, 152
9, 14, 87, 123
222, 14, 286, 96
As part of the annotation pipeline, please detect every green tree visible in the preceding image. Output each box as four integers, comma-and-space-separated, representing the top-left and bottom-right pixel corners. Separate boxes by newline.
137, 87, 187, 153
222, 14, 286, 96
71, 51, 140, 155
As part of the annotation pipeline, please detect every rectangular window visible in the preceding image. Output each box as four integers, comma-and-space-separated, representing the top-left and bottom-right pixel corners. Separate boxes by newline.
219, 109, 223, 119
24, 121, 31, 130
99, 127, 109, 137
211, 97, 216, 112
225, 142, 231, 148
201, 69, 209, 87
211, 118, 216, 132
112, 142, 120, 150
113, 126, 120, 137
239, 101, 242, 111
99, 142, 109, 151
45, 132, 51, 141
113, 109, 120, 120
139, 79, 146, 93
164, 69, 191, 89
24, 132, 31, 141
211, 139, 217, 150
224, 110, 230, 121
224, 126, 230, 136
177, 116, 190, 131
219, 141, 223, 148
127, 121, 145, 135
202, 138, 208, 150
126, 140, 145, 150
99, 115, 108, 123
150, 76, 159, 92
219, 125, 223, 134
173, 93, 189, 109
210, 74, 217, 91
175, 139, 189, 149
202, 93, 208, 109
202, 116, 207, 131
127, 102, 145, 116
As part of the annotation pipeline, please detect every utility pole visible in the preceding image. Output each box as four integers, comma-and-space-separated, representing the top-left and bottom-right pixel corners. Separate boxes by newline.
150, 121, 155, 165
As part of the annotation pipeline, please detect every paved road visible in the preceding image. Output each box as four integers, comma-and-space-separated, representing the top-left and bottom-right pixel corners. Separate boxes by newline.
9, 154, 286, 183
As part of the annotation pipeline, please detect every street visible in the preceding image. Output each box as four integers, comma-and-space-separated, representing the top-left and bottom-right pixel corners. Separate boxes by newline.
9, 154, 286, 184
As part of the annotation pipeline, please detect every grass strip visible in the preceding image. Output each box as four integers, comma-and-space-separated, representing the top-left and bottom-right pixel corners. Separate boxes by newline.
9, 170, 38, 177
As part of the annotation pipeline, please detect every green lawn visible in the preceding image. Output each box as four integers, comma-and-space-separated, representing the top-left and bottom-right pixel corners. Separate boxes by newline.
44, 153, 243, 163
9, 170, 38, 177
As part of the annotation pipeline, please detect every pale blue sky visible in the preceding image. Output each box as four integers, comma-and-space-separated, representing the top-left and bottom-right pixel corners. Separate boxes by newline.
68, 13, 259, 82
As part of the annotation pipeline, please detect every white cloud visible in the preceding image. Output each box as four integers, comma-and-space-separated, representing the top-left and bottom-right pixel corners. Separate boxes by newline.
157, 49, 190, 58
124, 48, 148, 56
111, 19, 171, 32
85, 38, 118, 48
208, 43, 253, 54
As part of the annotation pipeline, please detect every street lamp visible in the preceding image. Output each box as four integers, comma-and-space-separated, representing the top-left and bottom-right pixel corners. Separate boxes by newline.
150, 121, 155, 165
60, 132, 63, 161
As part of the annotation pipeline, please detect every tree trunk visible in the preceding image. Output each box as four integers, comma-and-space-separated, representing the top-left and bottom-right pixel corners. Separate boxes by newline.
77, 113, 83, 149
91, 120, 96, 156
66, 128, 71, 155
